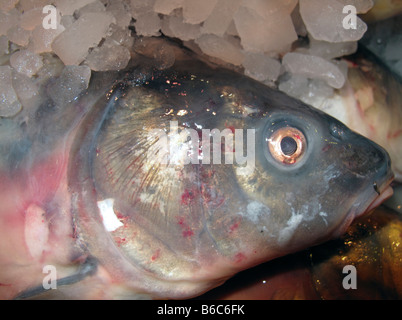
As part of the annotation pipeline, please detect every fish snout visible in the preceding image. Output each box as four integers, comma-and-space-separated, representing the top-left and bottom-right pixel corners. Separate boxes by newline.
346, 135, 394, 218
339, 132, 393, 184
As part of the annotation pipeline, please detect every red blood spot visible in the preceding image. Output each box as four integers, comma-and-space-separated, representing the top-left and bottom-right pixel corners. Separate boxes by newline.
151, 249, 161, 261
177, 216, 185, 225
182, 229, 194, 238
234, 252, 246, 263
176, 216, 194, 238
389, 129, 402, 139
229, 221, 240, 233
114, 237, 126, 246
294, 134, 301, 141
181, 188, 198, 205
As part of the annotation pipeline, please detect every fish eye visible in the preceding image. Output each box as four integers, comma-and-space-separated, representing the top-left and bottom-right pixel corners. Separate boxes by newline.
267, 127, 306, 165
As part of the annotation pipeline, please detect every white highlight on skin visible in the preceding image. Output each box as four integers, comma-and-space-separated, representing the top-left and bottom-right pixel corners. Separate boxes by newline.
319, 212, 328, 226
278, 209, 304, 245
24, 203, 49, 260
238, 200, 270, 224
97, 198, 123, 232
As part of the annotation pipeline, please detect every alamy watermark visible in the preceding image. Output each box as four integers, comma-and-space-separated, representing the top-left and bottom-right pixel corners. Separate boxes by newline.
342, 5, 358, 30
42, 5, 58, 30
342, 265, 357, 289
150, 121, 256, 175
42, 265, 57, 290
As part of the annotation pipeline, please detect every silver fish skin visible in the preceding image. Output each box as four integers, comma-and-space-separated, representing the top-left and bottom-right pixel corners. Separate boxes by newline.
67, 54, 394, 298
0, 46, 394, 299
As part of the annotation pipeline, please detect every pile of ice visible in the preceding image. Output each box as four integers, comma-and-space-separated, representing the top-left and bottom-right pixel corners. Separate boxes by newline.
0, 0, 374, 118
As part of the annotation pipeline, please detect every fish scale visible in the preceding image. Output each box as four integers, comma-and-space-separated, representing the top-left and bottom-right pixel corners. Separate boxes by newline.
0, 40, 394, 299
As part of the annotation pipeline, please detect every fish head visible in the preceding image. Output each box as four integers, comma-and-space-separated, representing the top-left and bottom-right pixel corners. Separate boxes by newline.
66, 61, 394, 298
230, 83, 394, 257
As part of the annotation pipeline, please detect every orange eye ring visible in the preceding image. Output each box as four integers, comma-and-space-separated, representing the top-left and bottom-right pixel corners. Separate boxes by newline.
267, 127, 306, 165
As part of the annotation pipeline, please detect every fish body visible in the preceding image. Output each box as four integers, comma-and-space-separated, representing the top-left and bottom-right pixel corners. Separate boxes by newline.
0, 42, 394, 299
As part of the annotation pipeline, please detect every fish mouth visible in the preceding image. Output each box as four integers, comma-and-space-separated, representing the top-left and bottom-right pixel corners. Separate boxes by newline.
361, 183, 394, 217
332, 175, 394, 239
356, 173, 395, 219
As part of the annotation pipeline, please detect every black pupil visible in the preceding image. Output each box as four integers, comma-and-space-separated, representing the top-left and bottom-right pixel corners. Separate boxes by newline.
281, 136, 298, 156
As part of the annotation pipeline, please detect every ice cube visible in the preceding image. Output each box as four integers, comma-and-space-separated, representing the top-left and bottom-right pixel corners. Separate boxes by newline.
54, 0, 96, 16
52, 12, 115, 65
106, 25, 134, 49
282, 52, 346, 89
18, 0, 49, 11
35, 53, 64, 84
7, 25, 32, 47
77, 0, 106, 16
9, 49, 43, 78
48, 65, 91, 106
201, 0, 241, 37
12, 70, 41, 110
162, 14, 201, 41
278, 73, 334, 107
85, 43, 131, 71
243, 52, 282, 82
279, 74, 309, 100
298, 38, 358, 59
233, 6, 297, 54
60, 15, 76, 29
134, 12, 161, 37
0, 66, 22, 117
20, 7, 43, 31
182, 0, 218, 24
242, 0, 298, 18
225, 20, 238, 37
299, 0, 367, 43
29, 24, 65, 53
0, 9, 19, 36
130, 0, 156, 19
12, 71, 38, 101
0, 36, 9, 55
0, 0, 18, 12
153, 0, 184, 15
105, 1, 132, 28
195, 34, 244, 66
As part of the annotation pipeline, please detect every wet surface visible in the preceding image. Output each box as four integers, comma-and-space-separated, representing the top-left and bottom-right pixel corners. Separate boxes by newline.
198, 205, 402, 300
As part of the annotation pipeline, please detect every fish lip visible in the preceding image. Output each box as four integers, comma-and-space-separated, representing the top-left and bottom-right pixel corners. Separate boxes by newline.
331, 175, 394, 239
356, 175, 395, 219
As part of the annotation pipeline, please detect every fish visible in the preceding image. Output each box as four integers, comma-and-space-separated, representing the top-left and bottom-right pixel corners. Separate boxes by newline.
0, 40, 394, 299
